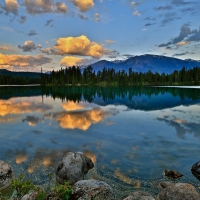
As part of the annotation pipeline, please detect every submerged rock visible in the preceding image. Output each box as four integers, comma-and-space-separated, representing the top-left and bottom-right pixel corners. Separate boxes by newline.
0, 160, 14, 192
157, 182, 200, 200
121, 191, 155, 200
55, 152, 94, 185
163, 169, 184, 181
70, 179, 115, 200
191, 161, 200, 181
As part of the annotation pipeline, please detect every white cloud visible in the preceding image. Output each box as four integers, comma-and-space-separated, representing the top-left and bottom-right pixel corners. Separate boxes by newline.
133, 11, 141, 16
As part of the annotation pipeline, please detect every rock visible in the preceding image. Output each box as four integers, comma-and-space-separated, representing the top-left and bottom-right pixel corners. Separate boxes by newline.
157, 183, 200, 200
191, 161, 200, 180
70, 179, 115, 200
55, 152, 94, 185
0, 160, 14, 192
159, 181, 173, 189
21, 191, 38, 200
163, 169, 184, 181
121, 191, 155, 200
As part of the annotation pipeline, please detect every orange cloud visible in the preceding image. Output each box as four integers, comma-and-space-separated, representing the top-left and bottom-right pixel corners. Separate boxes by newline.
16, 154, 28, 164
62, 101, 84, 111
54, 35, 105, 58
83, 150, 97, 163
24, 0, 68, 15
57, 108, 109, 131
73, 0, 94, 12
0, 100, 51, 117
0, 53, 52, 69
0, 46, 10, 51
4, 0, 19, 15
176, 41, 190, 46
60, 56, 85, 67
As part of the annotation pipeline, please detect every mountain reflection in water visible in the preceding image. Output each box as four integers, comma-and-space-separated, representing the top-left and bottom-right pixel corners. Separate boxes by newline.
0, 86, 200, 198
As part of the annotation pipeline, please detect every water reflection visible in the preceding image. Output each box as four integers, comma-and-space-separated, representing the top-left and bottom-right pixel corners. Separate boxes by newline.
56, 108, 109, 131
0, 86, 200, 198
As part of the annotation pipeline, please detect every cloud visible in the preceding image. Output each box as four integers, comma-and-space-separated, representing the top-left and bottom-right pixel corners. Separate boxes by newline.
155, 5, 172, 11
105, 40, 115, 45
122, 54, 134, 59
27, 30, 37, 36
172, 51, 189, 56
176, 41, 190, 46
24, 0, 68, 15
78, 14, 88, 20
94, 12, 100, 22
44, 19, 54, 26
145, 23, 156, 26
72, 0, 94, 12
56, 108, 109, 131
0, 0, 19, 15
22, 115, 43, 126
133, 11, 140, 16
60, 56, 85, 67
54, 35, 106, 58
19, 15, 27, 24
55, 2, 68, 13
161, 12, 178, 26
0, 53, 52, 68
158, 24, 200, 48
18, 40, 37, 52
0, 46, 10, 51
171, 0, 194, 6
62, 101, 84, 111
0, 99, 52, 117
187, 27, 200, 42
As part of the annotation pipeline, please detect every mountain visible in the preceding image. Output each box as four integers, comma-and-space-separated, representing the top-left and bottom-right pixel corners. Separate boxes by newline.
0, 69, 41, 78
91, 54, 200, 74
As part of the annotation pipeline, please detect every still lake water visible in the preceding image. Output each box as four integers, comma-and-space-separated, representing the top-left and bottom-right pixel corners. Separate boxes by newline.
0, 86, 200, 198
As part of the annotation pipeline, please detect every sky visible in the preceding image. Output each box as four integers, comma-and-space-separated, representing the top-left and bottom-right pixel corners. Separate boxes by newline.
0, 0, 200, 72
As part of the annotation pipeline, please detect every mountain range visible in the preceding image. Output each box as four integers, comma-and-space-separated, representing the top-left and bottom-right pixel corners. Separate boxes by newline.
0, 55, 200, 77
91, 54, 200, 74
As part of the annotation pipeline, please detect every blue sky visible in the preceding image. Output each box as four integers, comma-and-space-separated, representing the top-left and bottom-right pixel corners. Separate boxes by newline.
0, 0, 200, 72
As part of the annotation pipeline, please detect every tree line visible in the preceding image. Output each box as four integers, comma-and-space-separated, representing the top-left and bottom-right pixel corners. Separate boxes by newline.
41, 66, 200, 86
0, 65, 199, 85
0, 75, 40, 85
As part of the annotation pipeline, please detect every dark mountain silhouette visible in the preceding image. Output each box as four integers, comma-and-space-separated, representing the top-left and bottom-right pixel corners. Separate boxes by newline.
0, 69, 41, 78
91, 54, 200, 74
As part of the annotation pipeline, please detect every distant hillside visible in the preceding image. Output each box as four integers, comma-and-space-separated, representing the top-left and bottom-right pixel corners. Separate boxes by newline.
0, 69, 41, 78
91, 54, 200, 74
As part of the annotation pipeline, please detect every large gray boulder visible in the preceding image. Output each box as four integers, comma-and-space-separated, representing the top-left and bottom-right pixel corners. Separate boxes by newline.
157, 182, 200, 200
0, 160, 14, 191
121, 191, 155, 200
70, 179, 115, 200
55, 152, 94, 185
191, 161, 200, 180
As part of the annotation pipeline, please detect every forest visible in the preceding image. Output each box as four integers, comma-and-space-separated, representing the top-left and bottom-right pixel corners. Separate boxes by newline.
0, 66, 200, 86
41, 66, 200, 86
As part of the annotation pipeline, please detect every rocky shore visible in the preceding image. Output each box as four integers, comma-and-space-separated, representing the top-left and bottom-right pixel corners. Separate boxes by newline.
1, 152, 200, 200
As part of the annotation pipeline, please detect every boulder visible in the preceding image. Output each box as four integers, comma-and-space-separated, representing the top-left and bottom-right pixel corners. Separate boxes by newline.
70, 179, 115, 200
55, 152, 94, 185
191, 161, 200, 180
21, 191, 38, 200
157, 182, 200, 200
163, 169, 184, 181
121, 191, 155, 200
0, 160, 14, 191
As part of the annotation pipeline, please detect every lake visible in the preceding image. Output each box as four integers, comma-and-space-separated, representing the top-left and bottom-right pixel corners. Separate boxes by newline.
0, 86, 200, 198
